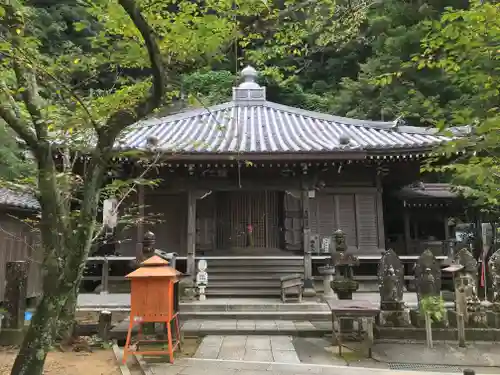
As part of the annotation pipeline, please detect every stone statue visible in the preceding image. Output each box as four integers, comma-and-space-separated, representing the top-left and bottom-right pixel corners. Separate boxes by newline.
377, 249, 409, 326
414, 249, 441, 301
334, 229, 348, 253
488, 248, 500, 310
331, 229, 359, 300
142, 231, 157, 259
378, 249, 404, 310
454, 248, 479, 305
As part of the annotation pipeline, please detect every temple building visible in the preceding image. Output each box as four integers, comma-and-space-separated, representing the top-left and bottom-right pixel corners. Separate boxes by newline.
115, 66, 464, 296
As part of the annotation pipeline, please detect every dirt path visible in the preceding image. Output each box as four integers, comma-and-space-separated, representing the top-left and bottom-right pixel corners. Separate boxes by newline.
0, 349, 120, 375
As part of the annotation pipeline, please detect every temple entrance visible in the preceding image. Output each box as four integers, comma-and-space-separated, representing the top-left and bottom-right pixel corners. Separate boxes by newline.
195, 190, 286, 254
216, 191, 284, 252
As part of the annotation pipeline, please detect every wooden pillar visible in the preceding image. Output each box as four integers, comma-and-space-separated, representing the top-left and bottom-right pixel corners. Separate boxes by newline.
301, 188, 316, 297
444, 215, 450, 241
4, 261, 28, 329
187, 190, 197, 278
403, 203, 411, 255
443, 214, 451, 256
376, 175, 386, 250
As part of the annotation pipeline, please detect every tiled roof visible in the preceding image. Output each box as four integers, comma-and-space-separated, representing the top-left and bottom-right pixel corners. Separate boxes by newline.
397, 183, 460, 200
120, 66, 449, 155
0, 188, 40, 210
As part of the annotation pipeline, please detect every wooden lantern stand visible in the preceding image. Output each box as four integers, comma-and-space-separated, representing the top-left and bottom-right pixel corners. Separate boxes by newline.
123, 255, 182, 364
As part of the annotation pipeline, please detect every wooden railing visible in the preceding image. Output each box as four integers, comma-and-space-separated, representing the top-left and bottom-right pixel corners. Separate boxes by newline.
83, 256, 135, 294
82, 254, 450, 294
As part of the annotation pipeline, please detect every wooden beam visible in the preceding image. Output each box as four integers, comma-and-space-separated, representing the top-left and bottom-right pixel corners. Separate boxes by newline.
301, 186, 315, 297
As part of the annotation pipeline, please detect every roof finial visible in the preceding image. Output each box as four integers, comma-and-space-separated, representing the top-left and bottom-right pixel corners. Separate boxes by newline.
233, 65, 266, 103
238, 65, 260, 89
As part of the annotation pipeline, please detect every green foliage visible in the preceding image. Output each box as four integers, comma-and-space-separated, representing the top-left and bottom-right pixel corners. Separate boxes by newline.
414, 1, 500, 212
0, 2, 373, 373
420, 295, 446, 322
182, 70, 236, 106
0, 124, 35, 181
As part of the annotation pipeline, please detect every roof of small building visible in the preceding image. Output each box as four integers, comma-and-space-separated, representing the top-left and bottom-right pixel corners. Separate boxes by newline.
396, 183, 461, 200
120, 66, 450, 155
0, 188, 40, 211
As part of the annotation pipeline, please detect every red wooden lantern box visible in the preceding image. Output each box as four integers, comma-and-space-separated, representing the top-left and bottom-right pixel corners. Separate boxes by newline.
122, 255, 182, 364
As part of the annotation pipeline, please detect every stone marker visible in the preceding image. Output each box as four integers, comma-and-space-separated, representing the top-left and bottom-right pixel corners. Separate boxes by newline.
377, 249, 409, 326
4, 261, 28, 330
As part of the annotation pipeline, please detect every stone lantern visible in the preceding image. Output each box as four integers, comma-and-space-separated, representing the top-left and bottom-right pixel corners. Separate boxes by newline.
330, 229, 360, 300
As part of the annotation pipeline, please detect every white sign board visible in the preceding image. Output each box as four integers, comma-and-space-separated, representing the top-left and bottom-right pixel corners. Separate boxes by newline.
103, 198, 118, 229
321, 237, 331, 253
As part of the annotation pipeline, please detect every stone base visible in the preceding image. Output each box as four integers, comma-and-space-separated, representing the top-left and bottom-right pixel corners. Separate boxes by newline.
466, 310, 488, 328
377, 309, 410, 327
410, 309, 449, 328
375, 326, 500, 341
487, 311, 500, 328
0, 328, 28, 345
302, 279, 317, 300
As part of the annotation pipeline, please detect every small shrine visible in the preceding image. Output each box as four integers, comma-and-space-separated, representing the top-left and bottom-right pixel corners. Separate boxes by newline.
122, 255, 182, 364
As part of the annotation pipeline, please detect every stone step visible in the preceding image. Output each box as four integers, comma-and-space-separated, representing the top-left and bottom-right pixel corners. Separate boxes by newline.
207, 267, 303, 274
208, 280, 280, 288
208, 274, 292, 280
206, 259, 304, 267
181, 319, 330, 337
180, 301, 328, 312
180, 310, 329, 321
206, 288, 283, 296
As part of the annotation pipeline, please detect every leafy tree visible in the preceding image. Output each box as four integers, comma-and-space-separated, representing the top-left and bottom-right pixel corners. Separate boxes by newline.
329, 0, 467, 123
413, 0, 500, 211
0, 1, 362, 374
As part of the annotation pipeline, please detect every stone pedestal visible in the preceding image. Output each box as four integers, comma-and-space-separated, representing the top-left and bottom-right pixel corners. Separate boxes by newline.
318, 266, 335, 298
323, 274, 334, 297
378, 309, 410, 327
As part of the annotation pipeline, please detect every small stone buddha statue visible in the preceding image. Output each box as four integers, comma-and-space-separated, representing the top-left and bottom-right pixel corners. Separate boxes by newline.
131, 230, 158, 268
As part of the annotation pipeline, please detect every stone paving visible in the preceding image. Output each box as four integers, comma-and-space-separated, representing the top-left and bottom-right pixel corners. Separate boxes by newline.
140, 357, 467, 375
194, 335, 300, 363
78, 293, 445, 310
182, 320, 329, 335
137, 336, 500, 375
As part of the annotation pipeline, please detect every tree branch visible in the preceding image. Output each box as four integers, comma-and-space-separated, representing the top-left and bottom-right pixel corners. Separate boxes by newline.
0, 101, 39, 151
3, 2, 47, 141
118, 0, 166, 121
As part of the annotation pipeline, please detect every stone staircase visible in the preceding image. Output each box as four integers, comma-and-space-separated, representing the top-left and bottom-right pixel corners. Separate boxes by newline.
204, 257, 304, 297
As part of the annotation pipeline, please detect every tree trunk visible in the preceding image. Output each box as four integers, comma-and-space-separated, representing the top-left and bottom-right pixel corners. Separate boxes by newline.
56, 290, 78, 344
10, 293, 65, 375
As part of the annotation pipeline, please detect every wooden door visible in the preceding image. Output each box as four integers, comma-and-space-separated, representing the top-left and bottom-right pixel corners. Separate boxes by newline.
196, 194, 216, 251
283, 191, 302, 251
335, 194, 357, 250
355, 193, 380, 252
